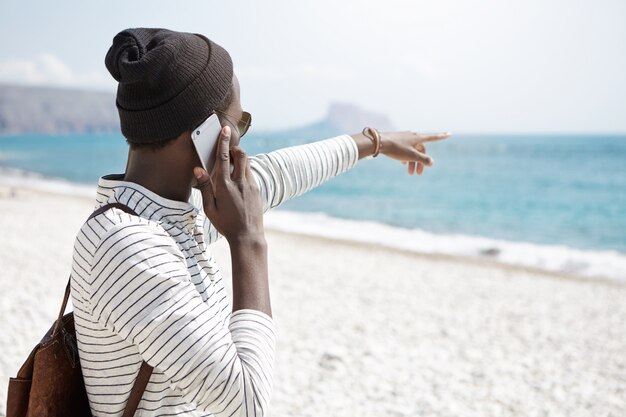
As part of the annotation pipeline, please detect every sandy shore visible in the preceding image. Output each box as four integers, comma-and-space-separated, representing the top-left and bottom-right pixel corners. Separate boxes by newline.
0, 184, 625, 416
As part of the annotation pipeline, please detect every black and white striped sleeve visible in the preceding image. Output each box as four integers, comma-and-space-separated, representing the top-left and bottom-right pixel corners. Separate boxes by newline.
248, 133, 358, 212
89, 222, 276, 417
189, 133, 359, 245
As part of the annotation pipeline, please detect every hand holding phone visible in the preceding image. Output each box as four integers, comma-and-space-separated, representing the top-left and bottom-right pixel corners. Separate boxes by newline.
193, 125, 265, 243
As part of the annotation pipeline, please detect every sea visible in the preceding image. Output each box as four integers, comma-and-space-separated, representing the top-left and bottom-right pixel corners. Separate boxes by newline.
1, 132, 625, 281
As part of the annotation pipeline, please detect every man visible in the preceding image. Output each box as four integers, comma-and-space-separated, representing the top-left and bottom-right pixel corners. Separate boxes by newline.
70, 27, 448, 417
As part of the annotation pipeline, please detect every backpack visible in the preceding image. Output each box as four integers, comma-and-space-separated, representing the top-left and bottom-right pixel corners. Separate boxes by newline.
6, 202, 154, 417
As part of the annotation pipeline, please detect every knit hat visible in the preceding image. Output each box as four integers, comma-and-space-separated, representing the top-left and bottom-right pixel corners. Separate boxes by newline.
105, 28, 233, 144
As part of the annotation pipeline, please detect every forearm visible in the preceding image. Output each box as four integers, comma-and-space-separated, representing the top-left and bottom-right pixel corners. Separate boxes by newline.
230, 236, 272, 318
249, 134, 359, 211
350, 132, 377, 160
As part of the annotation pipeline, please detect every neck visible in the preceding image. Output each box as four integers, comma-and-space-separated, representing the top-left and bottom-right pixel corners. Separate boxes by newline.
123, 147, 193, 203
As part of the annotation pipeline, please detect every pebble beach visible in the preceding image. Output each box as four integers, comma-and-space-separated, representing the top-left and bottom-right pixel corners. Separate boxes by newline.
0, 183, 624, 417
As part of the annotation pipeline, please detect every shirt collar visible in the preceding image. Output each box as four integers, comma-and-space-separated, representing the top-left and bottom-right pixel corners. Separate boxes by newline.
95, 173, 199, 226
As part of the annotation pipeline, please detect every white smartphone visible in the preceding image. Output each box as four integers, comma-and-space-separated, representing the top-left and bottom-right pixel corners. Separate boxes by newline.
191, 113, 234, 177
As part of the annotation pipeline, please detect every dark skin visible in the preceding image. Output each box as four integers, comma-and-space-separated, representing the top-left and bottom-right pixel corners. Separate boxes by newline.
124, 72, 452, 318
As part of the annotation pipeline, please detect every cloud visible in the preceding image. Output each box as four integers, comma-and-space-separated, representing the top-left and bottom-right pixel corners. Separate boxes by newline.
0, 55, 355, 90
0, 53, 113, 90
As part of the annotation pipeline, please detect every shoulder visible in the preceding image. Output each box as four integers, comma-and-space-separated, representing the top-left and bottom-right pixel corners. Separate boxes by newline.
78, 205, 174, 259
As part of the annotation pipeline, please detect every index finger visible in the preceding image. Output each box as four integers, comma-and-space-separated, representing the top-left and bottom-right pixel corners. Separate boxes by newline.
215, 125, 231, 180
416, 132, 452, 143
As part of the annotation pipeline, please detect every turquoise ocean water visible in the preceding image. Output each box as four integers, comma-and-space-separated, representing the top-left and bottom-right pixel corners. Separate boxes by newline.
1, 132, 625, 279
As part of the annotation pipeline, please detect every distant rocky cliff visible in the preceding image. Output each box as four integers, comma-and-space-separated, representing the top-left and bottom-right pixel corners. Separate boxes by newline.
263, 102, 394, 141
325, 101, 395, 133
0, 84, 119, 134
0, 84, 393, 136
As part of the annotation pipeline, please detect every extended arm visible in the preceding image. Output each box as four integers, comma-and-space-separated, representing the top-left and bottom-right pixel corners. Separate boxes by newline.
190, 129, 450, 245
249, 133, 362, 212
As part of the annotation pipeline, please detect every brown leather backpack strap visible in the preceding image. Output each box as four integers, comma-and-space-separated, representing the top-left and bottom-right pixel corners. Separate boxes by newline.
86, 202, 154, 416
52, 277, 72, 337
122, 361, 154, 417
89, 202, 139, 220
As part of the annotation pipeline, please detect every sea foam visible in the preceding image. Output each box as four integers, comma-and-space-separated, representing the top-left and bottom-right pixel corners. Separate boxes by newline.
0, 166, 95, 198
264, 210, 626, 282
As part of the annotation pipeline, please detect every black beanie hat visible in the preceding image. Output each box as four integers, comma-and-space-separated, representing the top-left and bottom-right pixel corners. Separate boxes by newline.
105, 28, 233, 144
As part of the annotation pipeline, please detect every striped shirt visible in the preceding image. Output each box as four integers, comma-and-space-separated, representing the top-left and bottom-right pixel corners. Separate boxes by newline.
70, 134, 358, 417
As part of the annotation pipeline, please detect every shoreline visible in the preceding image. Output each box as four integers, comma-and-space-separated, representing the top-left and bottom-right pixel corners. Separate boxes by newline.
269, 228, 626, 289
1, 169, 624, 285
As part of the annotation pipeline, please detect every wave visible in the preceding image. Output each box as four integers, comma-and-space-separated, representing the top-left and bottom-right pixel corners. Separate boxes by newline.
2, 166, 625, 283
263, 210, 626, 283
0, 166, 95, 198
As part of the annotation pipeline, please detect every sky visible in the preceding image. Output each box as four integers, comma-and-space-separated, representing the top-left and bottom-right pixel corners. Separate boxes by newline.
0, 0, 624, 133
